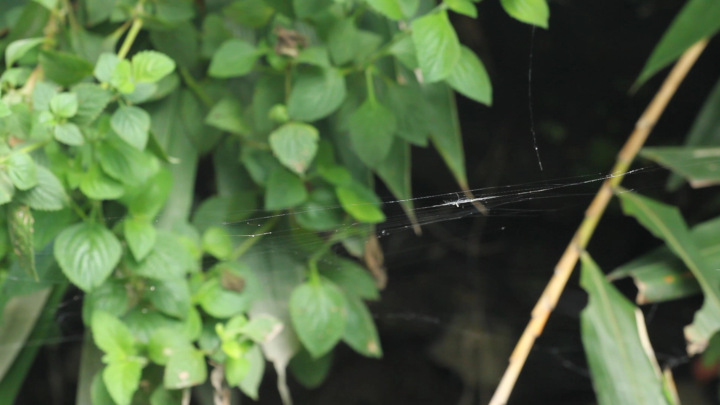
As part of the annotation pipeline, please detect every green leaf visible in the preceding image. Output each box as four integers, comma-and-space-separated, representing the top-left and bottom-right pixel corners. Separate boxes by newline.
124, 216, 156, 261
7, 153, 37, 190
191, 193, 257, 233
327, 20, 382, 66
147, 279, 191, 319
39, 50, 94, 86
319, 257, 379, 301
86, 0, 115, 25
103, 360, 143, 405
33, 0, 58, 10
264, 168, 308, 211
111, 106, 151, 150
111, 59, 135, 94
49, 92, 78, 118
163, 347, 207, 389
579, 253, 671, 405
16, 166, 68, 211
91, 310, 136, 358
5, 37, 44, 68
288, 67, 346, 122
389, 34, 418, 70
424, 82, 468, 188
348, 99, 396, 168
269, 122, 319, 175
128, 231, 193, 281
196, 262, 261, 318
150, 386, 183, 405
500, 0, 550, 29
293, 0, 333, 18
201, 226, 233, 260
411, 11, 460, 82
296, 188, 344, 231
386, 82, 430, 146
0, 100, 10, 118
223, 0, 274, 28
80, 165, 125, 200
376, 139, 418, 228
446, 46, 492, 105
618, 191, 720, 354
72, 83, 113, 125
343, 295, 382, 358
131, 50, 176, 83
240, 315, 284, 343
148, 328, 192, 365
54, 122, 85, 145
93, 53, 119, 83
55, 223, 122, 291
208, 39, 260, 78
667, 78, 720, 191
365, 0, 403, 19
82, 279, 129, 324
289, 348, 332, 388
235, 345, 265, 399
445, 0, 477, 17
336, 184, 385, 223
636, 0, 720, 87
7, 204, 35, 279
97, 137, 158, 185
289, 280, 347, 358
204, 97, 250, 135
641, 147, 720, 189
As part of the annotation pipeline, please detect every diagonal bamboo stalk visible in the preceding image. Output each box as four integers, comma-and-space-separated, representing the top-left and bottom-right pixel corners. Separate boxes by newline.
489, 39, 708, 405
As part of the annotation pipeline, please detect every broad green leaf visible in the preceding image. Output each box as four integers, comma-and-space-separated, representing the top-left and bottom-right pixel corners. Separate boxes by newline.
327, 20, 382, 66
97, 137, 158, 185
264, 168, 308, 211
39, 50, 94, 86
127, 231, 193, 281
149, 22, 200, 70
201, 226, 233, 260
86, 0, 115, 25
348, 99, 396, 168
148, 328, 192, 365
147, 279, 191, 319
7, 204, 35, 279
82, 279, 129, 325
446, 46, 492, 105
288, 67, 346, 122
618, 191, 720, 354
150, 386, 183, 405
293, 0, 333, 17
343, 295, 382, 358
289, 280, 347, 357
636, 0, 720, 87
296, 46, 331, 67
641, 147, 720, 188
80, 165, 124, 200
424, 82, 468, 188
289, 348, 332, 388
386, 81, 430, 146
91, 310, 136, 358
318, 257, 380, 301
33, 0, 58, 10
411, 11, 460, 82
667, 78, 720, 191
240, 315, 284, 343
336, 184, 385, 223
389, 34, 418, 70
204, 97, 250, 135
163, 347, 207, 389
376, 139, 418, 229
500, 0, 549, 28
124, 216, 156, 261
208, 39, 260, 78
49, 92, 78, 118
296, 188, 345, 231
72, 83, 113, 125
191, 193, 257, 233
196, 262, 261, 318
54, 122, 85, 145
365, 0, 403, 19
445, 0, 477, 17
0, 100, 10, 118
103, 360, 143, 405
580, 253, 670, 405
32, 81, 59, 111
110, 60, 134, 94
55, 223, 122, 291
233, 345, 265, 399
16, 166, 68, 211
223, 0, 274, 28
111, 106, 151, 150
7, 153, 37, 190
93, 53, 120, 83
269, 122, 319, 175
5, 37, 44, 68
131, 50, 176, 83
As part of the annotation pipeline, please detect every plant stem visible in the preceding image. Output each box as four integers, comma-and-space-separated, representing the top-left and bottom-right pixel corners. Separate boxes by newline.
179, 67, 213, 107
365, 67, 376, 102
488, 39, 708, 405
118, 16, 143, 59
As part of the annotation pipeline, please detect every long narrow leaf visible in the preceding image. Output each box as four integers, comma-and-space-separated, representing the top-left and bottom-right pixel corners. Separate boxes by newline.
580, 253, 671, 405
618, 191, 720, 354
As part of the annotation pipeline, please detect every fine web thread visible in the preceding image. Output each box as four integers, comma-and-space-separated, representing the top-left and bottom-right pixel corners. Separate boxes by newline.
528, 26, 543, 171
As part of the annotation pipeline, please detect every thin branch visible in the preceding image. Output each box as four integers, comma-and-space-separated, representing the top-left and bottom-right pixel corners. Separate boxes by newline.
488, 39, 708, 405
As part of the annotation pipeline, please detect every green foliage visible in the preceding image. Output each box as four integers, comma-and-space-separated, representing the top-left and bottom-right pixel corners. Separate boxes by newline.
0, 0, 519, 402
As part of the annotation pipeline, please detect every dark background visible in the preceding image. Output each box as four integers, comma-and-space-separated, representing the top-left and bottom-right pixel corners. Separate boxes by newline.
18, 0, 720, 404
